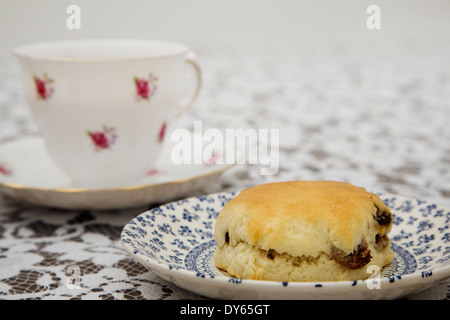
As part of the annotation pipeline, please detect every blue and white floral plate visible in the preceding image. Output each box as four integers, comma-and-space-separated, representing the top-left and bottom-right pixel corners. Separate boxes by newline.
121, 191, 450, 299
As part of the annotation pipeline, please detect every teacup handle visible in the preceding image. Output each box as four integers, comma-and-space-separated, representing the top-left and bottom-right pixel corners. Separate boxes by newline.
178, 51, 202, 114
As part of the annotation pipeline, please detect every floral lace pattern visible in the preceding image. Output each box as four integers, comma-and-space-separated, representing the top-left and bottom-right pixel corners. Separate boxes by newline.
0, 199, 200, 299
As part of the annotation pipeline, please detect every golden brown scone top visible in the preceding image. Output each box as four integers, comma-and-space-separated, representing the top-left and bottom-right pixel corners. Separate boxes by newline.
214, 180, 392, 257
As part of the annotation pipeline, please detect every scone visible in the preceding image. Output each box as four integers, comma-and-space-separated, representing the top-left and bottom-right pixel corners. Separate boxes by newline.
214, 181, 394, 282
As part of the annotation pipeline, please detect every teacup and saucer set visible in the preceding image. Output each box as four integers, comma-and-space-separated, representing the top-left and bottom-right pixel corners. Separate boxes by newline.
0, 39, 233, 210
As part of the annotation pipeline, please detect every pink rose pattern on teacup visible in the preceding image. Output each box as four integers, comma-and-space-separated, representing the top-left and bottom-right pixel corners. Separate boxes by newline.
134, 73, 158, 101
86, 122, 165, 152
205, 151, 220, 166
0, 163, 11, 176
33, 72, 160, 102
158, 121, 167, 143
146, 169, 159, 176
87, 126, 117, 151
33, 74, 54, 100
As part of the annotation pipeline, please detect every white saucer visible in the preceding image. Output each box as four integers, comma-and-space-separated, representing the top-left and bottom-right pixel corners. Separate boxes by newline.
0, 136, 234, 210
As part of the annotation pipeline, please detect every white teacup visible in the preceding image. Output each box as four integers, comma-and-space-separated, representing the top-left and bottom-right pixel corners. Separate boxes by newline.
14, 39, 201, 188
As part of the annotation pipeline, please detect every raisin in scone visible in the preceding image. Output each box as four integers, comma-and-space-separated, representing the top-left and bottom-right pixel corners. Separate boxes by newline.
214, 181, 394, 282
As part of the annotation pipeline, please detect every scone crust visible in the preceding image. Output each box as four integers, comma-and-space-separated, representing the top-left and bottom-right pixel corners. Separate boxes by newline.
214, 180, 394, 281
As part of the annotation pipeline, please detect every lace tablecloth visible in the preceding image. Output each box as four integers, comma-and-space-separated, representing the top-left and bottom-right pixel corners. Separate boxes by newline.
0, 44, 449, 299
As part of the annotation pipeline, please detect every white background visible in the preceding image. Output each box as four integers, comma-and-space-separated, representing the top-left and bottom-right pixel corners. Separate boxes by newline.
0, 0, 449, 58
